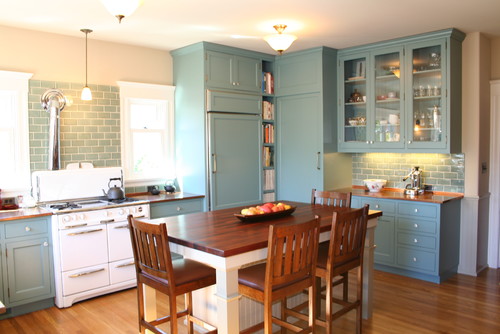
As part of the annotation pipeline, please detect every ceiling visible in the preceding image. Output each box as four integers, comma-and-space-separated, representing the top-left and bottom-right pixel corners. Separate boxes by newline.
2, 0, 500, 54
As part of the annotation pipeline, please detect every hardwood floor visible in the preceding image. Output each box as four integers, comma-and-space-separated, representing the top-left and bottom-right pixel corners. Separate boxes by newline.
0, 268, 498, 333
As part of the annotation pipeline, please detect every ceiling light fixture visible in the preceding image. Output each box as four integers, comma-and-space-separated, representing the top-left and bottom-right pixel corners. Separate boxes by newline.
100, 0, 143, 23
264, 24, 297, 55
80, 28, 92, 101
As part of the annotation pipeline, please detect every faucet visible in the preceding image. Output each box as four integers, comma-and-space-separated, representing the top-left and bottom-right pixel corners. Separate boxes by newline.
403, 166, 424, 194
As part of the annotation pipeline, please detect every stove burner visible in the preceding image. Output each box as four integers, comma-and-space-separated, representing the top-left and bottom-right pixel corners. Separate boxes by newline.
50, 202, 82, 210
108, 197, 139, 204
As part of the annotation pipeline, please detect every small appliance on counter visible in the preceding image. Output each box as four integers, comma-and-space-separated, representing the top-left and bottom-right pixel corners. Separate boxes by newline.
403, 166, 425, 195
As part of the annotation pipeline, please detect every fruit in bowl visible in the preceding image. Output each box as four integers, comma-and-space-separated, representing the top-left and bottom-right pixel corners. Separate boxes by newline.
363, 179, 387, 193
240, 202, 292, 216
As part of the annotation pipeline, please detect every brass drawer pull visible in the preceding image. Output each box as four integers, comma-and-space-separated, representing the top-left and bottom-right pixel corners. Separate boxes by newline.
69, 268, 105, 278
100, 219, 115, 224
116, 261, 135, 268
113, 225, 129, 229
67, 228, 103, 236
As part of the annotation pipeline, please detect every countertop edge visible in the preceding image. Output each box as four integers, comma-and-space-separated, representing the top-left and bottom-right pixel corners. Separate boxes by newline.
334, 187, 464, 204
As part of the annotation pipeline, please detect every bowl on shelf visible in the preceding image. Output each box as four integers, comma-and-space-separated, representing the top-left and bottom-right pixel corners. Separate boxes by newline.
363, 179, 387, 193
348, 120, 358, 126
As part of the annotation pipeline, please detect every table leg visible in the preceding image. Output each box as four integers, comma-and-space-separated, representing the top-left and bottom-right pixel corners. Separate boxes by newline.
215, 268, 241, 334
363, 221, 376, 319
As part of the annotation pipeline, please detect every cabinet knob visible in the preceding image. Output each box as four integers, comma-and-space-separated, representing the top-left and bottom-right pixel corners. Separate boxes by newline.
25, 226, 32, 232
366, 141, 370, 144
413, 257, 417, 262
176, 206, 182, 212
413, 238, 418, 243
414, 208, 418, 213
414, 223, 419, 228
232, 82, 236, 86
43, 241, 49, 247
408, 140, 412, 144
375, 204, 380, 209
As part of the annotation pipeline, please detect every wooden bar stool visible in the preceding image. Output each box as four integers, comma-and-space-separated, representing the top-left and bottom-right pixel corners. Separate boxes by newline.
311, 189, 352, 208
128, 215, 217, 334
238, 216, 321, 334
315, 205, 369, 334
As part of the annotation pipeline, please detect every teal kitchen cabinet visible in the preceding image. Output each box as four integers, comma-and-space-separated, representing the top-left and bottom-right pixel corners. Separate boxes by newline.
206, 51, 262, 93
1, 216, 54, 318
171, 42, 274, 210
275, 47, 348, 203
338, 28, 465, 153
353, 196, 460, 283
149, 198, 204, 219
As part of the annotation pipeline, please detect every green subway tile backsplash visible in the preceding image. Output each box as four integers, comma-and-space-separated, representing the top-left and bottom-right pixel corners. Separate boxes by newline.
352, 153, 464, 193
29, 80, 121, 172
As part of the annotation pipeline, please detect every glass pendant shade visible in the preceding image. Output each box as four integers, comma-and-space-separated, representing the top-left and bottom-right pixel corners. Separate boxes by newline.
264, 24, 297, 55
81, 86, 92, 101
101, 0, 143, 23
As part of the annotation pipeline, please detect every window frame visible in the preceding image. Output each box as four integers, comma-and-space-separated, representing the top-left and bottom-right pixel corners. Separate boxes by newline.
0, 70, 33, 197
118, 81, 175, 187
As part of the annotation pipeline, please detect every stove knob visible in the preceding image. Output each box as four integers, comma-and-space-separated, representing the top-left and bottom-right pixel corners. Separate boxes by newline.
138, 206, 143, 213
78, 214, 85, 220
63, 216, 72, 222
118, 209, 125, 215
129, 207, 136, 214
106, 210, 113, 217
125, 208, 131, 215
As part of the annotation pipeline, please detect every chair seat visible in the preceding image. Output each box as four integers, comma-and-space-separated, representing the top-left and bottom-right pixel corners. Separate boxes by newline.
239, 263, 306, 292
143, 258, 216, 287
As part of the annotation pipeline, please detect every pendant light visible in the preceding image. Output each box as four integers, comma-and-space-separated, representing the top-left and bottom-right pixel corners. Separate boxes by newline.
100, 0, 143, 23
80, 29, 93, 101
264, 24, 297, 55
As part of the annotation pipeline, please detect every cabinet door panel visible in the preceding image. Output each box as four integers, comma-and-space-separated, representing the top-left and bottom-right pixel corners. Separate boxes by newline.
234, 56, 261, 92
206, 51, 232, 89
207, 90, 261, 114
208, 113, 262, 210
374, 216, 395, 265
277, 94, 322, 202
6, 238, 52, 304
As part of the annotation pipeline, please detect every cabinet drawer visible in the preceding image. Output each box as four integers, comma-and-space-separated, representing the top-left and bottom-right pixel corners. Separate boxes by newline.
397, 218, 437, 234
398, 232, 436, 250
358, 198, 396, 214
5, 218, 49, 239
398, 202, 437, 218
397, 247, 436, 273
150, 199, 203, 219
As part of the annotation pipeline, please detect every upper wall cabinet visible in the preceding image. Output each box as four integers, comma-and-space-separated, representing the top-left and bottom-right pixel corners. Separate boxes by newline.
338, 28, 465, 153
205, 51, 262, 93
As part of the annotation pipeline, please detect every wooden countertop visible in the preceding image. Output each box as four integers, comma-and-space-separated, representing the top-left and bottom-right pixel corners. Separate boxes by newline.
335, 186, 463, 204
0, 207, 52, 222
128, 191, 204, 203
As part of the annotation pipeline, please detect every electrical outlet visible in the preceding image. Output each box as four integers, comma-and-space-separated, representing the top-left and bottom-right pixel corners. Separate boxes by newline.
423, 184, 433, 191
2, 197, 16, 205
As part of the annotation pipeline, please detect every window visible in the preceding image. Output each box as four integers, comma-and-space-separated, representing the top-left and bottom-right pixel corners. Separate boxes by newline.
118, 81, 175, 186
0, 70, 32, 196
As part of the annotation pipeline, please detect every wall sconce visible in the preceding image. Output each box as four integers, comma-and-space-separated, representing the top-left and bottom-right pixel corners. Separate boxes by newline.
264, 24, 297, 55
100, 0, 143, 23
80, 29, 92, 101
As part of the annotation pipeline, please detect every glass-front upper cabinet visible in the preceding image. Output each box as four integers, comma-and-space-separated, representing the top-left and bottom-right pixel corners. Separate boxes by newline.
372, 47, 404, 149
406, 39, 447, 149
340, 54, 369, 146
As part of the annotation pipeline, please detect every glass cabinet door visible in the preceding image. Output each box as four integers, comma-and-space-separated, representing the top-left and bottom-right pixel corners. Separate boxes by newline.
372, 48, 404, 148
341, 56, 368, 145
407, 41, 446, 148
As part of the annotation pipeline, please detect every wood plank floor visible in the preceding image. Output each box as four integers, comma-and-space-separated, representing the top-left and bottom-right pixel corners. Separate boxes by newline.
0, 268, 498, 333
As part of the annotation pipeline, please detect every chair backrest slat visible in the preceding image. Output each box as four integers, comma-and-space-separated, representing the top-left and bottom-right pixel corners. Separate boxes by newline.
128, 216, 175, 285
266, 216, 321, 289
311, 189, 352, 208
327, 205, 369, 275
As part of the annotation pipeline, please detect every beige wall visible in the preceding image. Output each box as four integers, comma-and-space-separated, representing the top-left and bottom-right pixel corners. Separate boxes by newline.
0, 25, 172, 85
492, 37, 500, 80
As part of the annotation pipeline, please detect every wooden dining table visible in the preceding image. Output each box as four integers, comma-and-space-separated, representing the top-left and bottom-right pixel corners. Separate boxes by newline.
141, 201, 381, 334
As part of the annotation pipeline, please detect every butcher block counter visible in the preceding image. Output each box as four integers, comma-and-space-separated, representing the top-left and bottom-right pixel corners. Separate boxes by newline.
334, 186, 463, 204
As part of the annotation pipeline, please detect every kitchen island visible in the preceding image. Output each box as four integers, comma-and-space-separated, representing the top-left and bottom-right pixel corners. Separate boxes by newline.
141, 201, 381, 334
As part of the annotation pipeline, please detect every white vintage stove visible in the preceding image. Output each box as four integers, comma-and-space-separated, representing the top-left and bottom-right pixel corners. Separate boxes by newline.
32, 167, 150, 308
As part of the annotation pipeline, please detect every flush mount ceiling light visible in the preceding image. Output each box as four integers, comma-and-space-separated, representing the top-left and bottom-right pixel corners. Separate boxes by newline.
100, 0, 143, 23
264, 24, 297, 55
80, 28, 92, 101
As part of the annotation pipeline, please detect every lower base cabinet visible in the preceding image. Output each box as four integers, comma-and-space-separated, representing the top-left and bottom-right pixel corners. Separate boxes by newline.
352, 196, 461, 283
0, 216, 55, 319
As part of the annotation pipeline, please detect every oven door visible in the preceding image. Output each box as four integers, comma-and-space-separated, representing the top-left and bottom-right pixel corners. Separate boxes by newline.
59, 225, 108, 272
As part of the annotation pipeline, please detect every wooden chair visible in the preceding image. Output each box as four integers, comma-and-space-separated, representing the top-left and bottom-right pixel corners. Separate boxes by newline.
128, 215, 217, 334
311, 189, 352, 208
238, 216, 321, 334
315, 205, 369, 334
311, 189, 352, 301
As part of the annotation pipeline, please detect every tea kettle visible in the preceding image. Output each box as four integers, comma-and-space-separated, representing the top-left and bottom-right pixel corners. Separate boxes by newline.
103, 177, 125, 200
